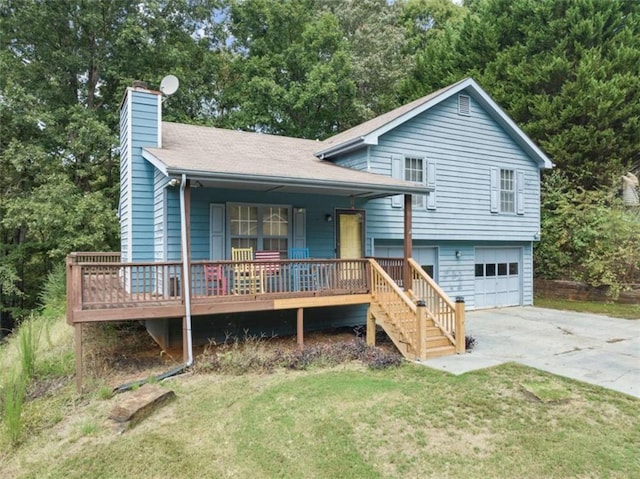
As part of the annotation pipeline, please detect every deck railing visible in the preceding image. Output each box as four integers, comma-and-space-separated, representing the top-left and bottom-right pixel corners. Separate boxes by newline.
408, 258, 458, 347
67, 256, 371, 317
68, 252, 122, 263
372, 257, 404, 288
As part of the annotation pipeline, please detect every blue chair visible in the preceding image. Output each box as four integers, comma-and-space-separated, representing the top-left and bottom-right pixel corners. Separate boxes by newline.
289, 248, 315, 291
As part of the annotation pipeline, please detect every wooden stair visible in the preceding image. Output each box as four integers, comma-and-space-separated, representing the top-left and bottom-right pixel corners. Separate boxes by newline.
368, 259, 460, 361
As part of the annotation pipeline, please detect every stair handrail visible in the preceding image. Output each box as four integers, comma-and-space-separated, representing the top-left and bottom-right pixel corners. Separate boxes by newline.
370, 259, 416, 314
408, 258, 457, 346
369, 259, 420, 356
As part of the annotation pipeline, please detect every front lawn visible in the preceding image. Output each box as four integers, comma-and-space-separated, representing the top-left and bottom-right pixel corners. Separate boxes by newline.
534, 296, 640, 319
2, 362, 638, 478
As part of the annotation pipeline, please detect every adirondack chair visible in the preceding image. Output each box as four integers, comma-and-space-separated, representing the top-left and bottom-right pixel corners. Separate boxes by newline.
204, 264, 227, 296
289, 247, 317, 291
232, 247, 263, 294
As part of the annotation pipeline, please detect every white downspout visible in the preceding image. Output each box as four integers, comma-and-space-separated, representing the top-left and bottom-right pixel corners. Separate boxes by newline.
179, 174, 193, 366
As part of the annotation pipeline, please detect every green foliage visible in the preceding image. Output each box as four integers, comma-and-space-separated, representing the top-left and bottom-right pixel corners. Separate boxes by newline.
402, 0, 640, 191
221, 0, 359, 138
1, 369, 26, 446
39, 262, 68, 317
17, 316, 43, 380
535, 171, 640, 294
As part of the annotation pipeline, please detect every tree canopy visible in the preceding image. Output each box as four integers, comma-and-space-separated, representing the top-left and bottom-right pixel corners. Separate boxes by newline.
1, 0, 638, 321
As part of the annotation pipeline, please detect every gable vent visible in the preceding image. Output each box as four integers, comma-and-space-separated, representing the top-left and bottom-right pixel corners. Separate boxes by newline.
458, 94, 471, 115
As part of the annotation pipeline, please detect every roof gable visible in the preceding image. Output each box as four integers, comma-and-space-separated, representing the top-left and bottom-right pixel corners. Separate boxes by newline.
316, 78, 553, 169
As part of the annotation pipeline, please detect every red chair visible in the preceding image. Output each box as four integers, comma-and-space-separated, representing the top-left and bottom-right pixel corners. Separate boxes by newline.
204, 264, 227, 296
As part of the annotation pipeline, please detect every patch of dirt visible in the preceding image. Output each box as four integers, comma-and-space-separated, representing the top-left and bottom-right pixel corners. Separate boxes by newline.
82, 322, 395, 389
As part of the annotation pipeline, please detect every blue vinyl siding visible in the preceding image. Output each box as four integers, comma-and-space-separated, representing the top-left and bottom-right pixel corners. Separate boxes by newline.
153, 170, 167, 262
365, 93, 541, 242
121, 89, 160, 262
185, 188, 360, 260
333, 148, 369, 171
119, 97, 130, 262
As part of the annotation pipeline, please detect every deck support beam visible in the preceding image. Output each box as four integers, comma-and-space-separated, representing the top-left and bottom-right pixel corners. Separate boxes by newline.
366, 307, 376, 347
75, 324, 83, 393
296, 308, 304, 349
403, 194, 413, 292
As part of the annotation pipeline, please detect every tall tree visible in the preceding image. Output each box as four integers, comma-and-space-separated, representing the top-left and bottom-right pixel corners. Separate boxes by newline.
404, 0, 640, 190
0, 0, 224, 318
220, 0, 358, 138
321, 0, 412, 119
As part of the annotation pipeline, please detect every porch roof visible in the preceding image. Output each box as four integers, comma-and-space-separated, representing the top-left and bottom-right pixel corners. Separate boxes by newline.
143, 122, 431, 198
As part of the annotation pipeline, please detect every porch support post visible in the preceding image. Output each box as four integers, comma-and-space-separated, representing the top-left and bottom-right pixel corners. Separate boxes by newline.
296, 308, 304, 349
181, 178, 193, 364
403, 194, 413, 292
366, 307, 376, 347
455, 297, 466, 354
75, 323, 83, 393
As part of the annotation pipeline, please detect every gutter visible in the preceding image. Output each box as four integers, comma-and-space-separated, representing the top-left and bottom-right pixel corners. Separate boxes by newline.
314, 136, 365, 159
165, 168, 432, 197
179, 173, 193, 367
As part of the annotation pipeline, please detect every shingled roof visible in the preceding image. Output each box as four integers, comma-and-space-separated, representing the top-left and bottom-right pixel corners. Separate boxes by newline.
143, 122, 432, 198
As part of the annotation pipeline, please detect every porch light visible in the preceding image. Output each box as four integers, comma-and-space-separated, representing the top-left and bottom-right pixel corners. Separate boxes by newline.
167, 178, 180, 187
455, 250, 461, 259
325, 214, 333, 222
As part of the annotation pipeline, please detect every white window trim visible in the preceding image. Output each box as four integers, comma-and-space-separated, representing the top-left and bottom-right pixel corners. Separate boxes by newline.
227, 202, 292, 255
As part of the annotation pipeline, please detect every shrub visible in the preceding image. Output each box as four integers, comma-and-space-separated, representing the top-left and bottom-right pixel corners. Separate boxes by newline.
465, 335, 477, 351
195, 337, 402, 374
39, 262, 67, 315
535, 171, 640, 295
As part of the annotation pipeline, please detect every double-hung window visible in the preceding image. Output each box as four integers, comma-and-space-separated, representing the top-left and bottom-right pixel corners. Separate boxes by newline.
405, 157, 425, 208
500, 169, 515, 213
230, 204, 289, 256
490, 167, 525, 214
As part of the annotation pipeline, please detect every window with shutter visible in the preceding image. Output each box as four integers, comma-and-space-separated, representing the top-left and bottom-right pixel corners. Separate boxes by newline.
491, 168, 522, 214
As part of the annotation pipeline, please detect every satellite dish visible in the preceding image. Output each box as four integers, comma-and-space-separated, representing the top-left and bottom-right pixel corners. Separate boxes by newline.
160, 75, 179, 96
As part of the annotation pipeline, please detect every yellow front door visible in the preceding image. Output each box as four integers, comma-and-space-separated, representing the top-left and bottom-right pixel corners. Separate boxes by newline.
336, 210, 365, 283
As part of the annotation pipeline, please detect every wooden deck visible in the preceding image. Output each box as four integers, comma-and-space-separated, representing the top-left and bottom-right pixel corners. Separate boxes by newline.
67, 253, 464, 392
66, 255, 376, 324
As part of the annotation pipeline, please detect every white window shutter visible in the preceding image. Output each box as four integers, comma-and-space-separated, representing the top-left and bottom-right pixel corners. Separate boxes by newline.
516, 170, 525, 215
426, 158, 436, 210
490, 167, 499, 213
391, 154, 403, 208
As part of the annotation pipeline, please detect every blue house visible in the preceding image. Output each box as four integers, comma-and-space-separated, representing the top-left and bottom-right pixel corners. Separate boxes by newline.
67, 78, 552, 379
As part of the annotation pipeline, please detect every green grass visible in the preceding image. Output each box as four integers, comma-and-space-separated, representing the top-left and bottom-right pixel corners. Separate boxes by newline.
534, 296, 640, 319
1, 362, 638, 479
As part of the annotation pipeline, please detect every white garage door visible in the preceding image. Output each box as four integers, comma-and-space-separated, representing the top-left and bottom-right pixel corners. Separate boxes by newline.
374, 246, 438, 280
474, 248, 521, 308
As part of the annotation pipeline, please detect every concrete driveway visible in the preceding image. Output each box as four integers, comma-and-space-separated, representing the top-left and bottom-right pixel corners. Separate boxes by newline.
422, 307, 640, 398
